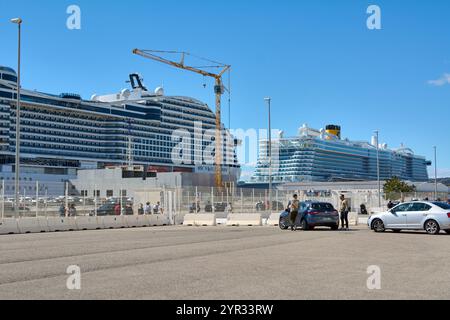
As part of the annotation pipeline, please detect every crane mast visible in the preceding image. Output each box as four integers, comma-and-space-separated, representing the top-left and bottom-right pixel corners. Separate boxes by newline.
132, 49, 230, 188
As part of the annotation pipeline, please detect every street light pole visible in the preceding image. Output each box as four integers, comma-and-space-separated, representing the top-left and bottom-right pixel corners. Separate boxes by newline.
264, 98, 272, 215
434, 146, 438, 200
375, 130, 381, 207
11, 18, 22, 218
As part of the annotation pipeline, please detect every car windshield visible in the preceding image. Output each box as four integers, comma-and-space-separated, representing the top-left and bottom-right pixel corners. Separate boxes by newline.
432, 202, 450, 210
310, 203, 334, 211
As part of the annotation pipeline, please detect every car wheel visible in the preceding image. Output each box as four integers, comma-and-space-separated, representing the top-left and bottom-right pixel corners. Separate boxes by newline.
372, 219, 385, 233
424, 220, 440, 235
331, 224, 339, 231
393, 229, 401, 233
279, 218, 289, 230
300, 219, 308, 231
445, 230, 450, 235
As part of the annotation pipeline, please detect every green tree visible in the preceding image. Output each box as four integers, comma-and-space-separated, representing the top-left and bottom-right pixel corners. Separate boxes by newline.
383, 177, 416, 200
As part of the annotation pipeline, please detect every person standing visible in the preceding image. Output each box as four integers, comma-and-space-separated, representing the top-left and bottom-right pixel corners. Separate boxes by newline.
339, 195, 349, 230
59, 203, 66, 217
68, 203, 77, 217
387, 200, 394, 210
289, 194, 300, 231
153, 201, 161, 214
114, 202, 121, 216
144, 202, 151, 215
138, 203, 144, 215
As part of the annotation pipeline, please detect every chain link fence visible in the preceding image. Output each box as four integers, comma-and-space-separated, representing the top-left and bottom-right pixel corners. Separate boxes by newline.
0, 181, 136, 219
2, 181, 448, 219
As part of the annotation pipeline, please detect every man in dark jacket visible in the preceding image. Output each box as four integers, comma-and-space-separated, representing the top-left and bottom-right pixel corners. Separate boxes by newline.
289, 194, 300, 231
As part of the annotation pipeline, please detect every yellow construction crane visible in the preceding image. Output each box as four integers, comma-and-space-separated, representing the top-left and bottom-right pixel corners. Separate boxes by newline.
132, 49, 230, 188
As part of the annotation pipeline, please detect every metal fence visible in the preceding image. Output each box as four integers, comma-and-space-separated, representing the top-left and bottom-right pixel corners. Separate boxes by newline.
136, 186, 449, 217
0, 180, 135, 219
2, 181, 448, 219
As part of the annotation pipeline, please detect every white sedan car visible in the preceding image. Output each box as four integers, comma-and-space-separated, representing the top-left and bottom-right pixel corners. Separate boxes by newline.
368, 201, 450, 235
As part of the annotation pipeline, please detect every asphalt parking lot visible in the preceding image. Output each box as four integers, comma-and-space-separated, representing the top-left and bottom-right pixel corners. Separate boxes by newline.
0, 225, 449, 300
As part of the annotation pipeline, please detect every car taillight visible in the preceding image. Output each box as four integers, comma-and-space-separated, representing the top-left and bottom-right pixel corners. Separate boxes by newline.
308, 211, 320, 215
447, 213, 450, 218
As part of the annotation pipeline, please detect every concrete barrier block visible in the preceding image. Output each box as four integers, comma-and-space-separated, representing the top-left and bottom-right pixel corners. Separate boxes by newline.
370, 207, 385, 214
137, 214, 169, 227
0, 219, 19, 235
75, 216, 101, 230
147, 215, 158, 226
348, 212, 359, 226
47, 217, 77, 232
137, 215, 150, 227
226, 214, 262, 227
153, 215, 170, 226
266, 212, 282, 226
125, 215, 149, 228
183, 214, 216, 226
174, 214, 185, 226
100, 215, 127, 229
358, 216, 369, 225
17, 217, 49, 233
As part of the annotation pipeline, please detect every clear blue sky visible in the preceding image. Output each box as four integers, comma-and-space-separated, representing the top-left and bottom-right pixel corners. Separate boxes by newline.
1, 0, 449, 178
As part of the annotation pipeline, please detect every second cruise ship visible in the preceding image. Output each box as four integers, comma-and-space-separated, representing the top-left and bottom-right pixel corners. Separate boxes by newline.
251, 124, 430, 184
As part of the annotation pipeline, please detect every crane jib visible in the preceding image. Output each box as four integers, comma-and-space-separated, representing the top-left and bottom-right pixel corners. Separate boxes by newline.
132, 48, 231, 188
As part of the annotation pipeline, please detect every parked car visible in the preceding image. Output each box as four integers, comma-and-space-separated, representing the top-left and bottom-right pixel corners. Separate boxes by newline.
205, 202, 213, 213
213, 202, 227, 212
255, 201, 284, 211
279, 201, 339, 230
90, 203, 116, 216
368, 201, 450, 235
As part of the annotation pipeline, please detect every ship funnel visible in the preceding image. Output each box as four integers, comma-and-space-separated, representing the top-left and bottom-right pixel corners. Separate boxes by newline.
325, 125, 341, 139
128, 73, 148, 91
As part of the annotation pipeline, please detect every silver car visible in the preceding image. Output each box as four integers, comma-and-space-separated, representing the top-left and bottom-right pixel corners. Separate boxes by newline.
368, 201, 450, 235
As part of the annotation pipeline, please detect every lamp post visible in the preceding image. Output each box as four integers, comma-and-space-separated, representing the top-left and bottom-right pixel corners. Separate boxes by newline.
374, 130, 381, 207
264, 97, 272, 215
434, 146, 438, 200
11, 18, 22, 218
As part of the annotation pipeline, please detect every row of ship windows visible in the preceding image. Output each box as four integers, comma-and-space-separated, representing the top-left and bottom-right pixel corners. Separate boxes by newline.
265, 148, 394, 160
19, 142, 176, 156
14, 122, 217, 143
13, 127, 177, 146
3, 108, 231, 142
19, 148, 174, 163
263, 143, 391, 156
8, 139, 234, 154
259, 163, 427, 173
256, 165, 419, 174
19, 108, 163, 128
256, 170, 416, 177
1, 186, 44, 191
18, 104, 215, 128
0, 177, 35, 181
8, 106, 162, 131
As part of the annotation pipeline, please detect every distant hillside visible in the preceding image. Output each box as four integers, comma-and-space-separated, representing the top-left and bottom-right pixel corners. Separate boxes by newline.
430, 178, 450, 186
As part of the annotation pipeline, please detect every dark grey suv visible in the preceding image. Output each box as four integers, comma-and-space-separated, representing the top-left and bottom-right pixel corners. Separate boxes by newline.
279, 201, 340, 230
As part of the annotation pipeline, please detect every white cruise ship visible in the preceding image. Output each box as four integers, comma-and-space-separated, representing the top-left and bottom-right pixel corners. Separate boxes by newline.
0, 66, 240, 195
